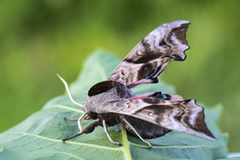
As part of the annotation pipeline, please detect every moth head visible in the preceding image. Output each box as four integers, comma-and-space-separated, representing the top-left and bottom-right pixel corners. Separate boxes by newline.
86, 112, 98, 120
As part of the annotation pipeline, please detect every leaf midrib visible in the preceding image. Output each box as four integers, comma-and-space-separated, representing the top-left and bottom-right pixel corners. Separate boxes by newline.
2, 132, 124, 151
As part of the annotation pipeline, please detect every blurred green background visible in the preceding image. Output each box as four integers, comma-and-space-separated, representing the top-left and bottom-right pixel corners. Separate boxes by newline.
0, 0, 239, 152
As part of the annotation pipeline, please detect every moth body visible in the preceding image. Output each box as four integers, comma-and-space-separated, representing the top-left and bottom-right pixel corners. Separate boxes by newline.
84, 80, 172, 139
59, 20, 216, 148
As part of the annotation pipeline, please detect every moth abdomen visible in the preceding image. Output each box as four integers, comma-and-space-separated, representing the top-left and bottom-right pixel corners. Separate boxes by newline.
98, 113, 121, 127
121, 115, 172, 139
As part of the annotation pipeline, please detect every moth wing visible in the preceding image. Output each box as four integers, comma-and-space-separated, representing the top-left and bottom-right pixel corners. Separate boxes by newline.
107, 20, 190, 88
101, 98, 216, 140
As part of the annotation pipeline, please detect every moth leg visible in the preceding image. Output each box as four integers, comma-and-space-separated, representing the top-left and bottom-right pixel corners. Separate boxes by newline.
77, 113, 88, 133
122, 118, 152, 148
64, 113, 88, 133
62, 131, 83, 142
102, 120, 121, 146
63, 120, 102, 142
57, 74, 84, 107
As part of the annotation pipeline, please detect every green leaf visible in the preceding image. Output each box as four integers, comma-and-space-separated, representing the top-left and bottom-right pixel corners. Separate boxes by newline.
0, 50, 229, 159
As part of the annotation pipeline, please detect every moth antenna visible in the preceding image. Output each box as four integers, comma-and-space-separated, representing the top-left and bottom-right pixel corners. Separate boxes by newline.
102, 120, 121, 146
57, 74, 83, 107
122, 118, 152, 148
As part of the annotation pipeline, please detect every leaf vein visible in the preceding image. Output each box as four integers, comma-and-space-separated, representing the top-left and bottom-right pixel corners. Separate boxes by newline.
45, 105, 84, 113
2, 132, 124, 151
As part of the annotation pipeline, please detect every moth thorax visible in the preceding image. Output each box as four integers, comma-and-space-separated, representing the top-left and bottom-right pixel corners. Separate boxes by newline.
88, 80, 133, 98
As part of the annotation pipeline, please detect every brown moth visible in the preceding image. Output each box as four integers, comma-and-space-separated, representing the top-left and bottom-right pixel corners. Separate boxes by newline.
58, 20, 216, 148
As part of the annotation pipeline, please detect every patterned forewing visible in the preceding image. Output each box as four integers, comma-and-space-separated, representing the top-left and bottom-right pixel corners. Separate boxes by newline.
107, 20, 190, 87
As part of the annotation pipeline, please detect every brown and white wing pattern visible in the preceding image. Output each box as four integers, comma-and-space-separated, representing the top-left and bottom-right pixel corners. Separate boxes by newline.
108, 20, 190, 88
101, 97, 216, 140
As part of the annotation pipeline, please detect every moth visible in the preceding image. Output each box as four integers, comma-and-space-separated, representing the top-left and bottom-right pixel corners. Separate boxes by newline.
58, 20, 216, 148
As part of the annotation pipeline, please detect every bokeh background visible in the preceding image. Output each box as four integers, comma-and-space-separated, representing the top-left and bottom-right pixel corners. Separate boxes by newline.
0, 0, 239, 152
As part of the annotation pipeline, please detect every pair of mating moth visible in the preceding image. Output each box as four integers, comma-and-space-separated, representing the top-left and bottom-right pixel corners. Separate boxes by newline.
58, 20, 215, 148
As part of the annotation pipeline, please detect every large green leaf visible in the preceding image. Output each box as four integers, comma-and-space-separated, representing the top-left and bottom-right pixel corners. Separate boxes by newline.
0, 50, 229, 159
